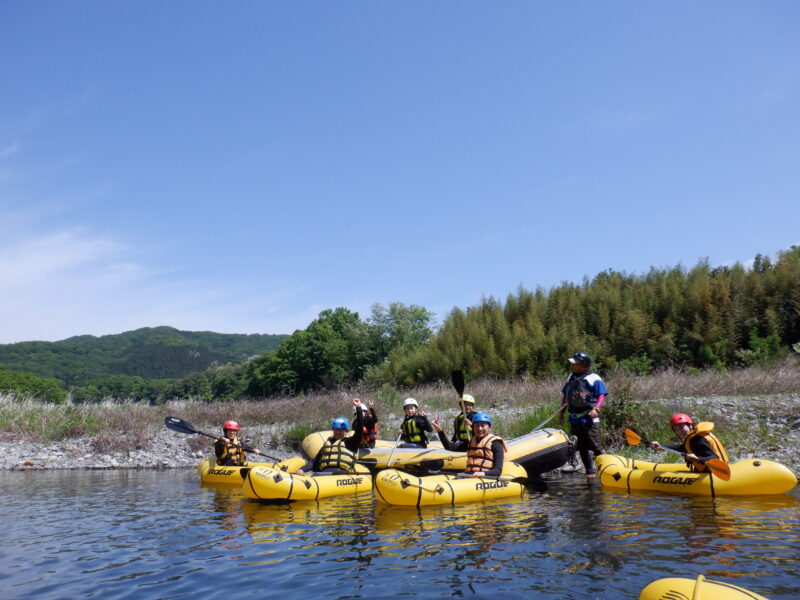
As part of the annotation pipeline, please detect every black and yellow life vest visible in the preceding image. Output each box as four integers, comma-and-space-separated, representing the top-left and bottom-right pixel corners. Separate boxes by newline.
453, 413, 473, 442
684, 429, 729, 471
317, 437, 356, 473
466, 433, 508, 473
402, 416, 426, 444
215, 436, 246, 466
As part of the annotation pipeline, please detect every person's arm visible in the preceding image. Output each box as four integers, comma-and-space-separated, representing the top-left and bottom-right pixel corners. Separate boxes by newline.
419, 415, 433, 432
432, 415, 467, 451
214, 438, 226, 460
483, 440, 505, 477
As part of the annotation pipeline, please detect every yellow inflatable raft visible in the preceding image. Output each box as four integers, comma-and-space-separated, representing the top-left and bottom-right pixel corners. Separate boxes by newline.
197, 456, 304, 486
597, 455, 797, 497
243, 463, 373, 501
639, 575, 769, 600
301, 427, 572, 477
374, 467, 526, 506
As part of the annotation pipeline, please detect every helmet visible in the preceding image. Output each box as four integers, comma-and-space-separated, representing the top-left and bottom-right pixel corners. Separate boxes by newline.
461, 394, 475, 405
568, 352, 592, 366
331, 417, 350, 430
403, 398, 418, 408
670, 413, 694, 427
471, 412, 492, 426
223, 420, 239, 431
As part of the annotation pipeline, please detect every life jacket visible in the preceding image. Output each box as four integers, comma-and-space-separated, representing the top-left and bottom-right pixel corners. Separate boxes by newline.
402, 416, 427, 445
466, 433, 509, 473
317, 437, 356, 473
565, 374, 597, 416
453, 411, 476, 442
683, 428, 729, 471
215, 436, 246, 466
358, 418, 379, 448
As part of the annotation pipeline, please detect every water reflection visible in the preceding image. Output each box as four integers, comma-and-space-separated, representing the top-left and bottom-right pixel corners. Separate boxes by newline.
0, 470, 797, 600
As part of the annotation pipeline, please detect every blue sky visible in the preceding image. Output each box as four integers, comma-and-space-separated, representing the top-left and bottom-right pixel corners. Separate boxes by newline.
1, 2, 798, 344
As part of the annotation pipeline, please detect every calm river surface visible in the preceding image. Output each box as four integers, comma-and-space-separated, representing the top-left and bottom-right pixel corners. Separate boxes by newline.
1, 469, 798, 599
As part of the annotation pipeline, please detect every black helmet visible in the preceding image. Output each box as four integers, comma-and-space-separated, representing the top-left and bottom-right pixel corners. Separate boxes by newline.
568, 352, 592, 366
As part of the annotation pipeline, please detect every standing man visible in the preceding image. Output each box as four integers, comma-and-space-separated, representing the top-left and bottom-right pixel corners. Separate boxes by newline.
559, 352, 608, 480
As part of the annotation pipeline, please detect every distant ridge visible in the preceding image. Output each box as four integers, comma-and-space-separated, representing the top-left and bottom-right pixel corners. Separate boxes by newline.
0, 326, 288, 386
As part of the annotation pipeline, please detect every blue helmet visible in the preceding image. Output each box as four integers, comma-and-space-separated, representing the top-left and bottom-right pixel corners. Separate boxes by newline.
331, 417, 350, 430
472, 412, 492, 426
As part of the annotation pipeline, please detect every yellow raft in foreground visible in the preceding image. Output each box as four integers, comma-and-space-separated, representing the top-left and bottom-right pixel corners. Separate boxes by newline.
301, 427, 572, 478
597, 455, 797, 497
243, 463, 373, 502
374, 466, 527, 506
640, 575, 769, 600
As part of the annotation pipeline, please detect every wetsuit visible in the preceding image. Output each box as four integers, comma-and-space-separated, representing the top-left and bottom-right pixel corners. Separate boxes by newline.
400, 414, 432, 448
437, 430, 506, 477
561, 371, 608, 475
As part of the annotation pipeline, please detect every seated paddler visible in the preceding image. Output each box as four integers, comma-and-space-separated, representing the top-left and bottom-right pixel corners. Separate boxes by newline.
295, 398, 365, 475
649, 413, 729, 472
215, 420, 261, 466
432, 412, 508, 477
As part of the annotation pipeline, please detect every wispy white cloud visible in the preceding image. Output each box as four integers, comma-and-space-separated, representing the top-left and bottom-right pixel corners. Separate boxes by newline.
0, 227, 315, 343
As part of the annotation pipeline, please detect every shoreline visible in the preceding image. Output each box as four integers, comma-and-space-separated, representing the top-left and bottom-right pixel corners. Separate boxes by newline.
2, 393, 799, 474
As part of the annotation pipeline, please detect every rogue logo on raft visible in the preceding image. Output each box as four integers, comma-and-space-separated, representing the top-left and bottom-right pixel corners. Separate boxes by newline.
208, 468, 235, 476
336, 477, 364, 487
475, 480, 510, 490
652, 475, 697, 485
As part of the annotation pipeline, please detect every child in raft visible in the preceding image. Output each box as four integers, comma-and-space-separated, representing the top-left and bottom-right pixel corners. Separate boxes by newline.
649, 413, 729, 472
397, 398, 433, 448
432, 412, 507, 477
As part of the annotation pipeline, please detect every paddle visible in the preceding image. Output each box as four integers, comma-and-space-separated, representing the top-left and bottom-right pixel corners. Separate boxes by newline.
164, 416, 281, 462
451, 370, 472, 439
624, 428, 731, 481
531, 407, 563, 432
386, 432, 404, 468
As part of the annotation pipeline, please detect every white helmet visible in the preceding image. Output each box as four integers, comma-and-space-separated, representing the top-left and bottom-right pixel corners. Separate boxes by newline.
461, 394, 475, 405
402, 398, 418, 408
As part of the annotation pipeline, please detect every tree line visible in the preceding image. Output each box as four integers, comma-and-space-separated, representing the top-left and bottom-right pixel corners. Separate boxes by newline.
2, 249, 798, 403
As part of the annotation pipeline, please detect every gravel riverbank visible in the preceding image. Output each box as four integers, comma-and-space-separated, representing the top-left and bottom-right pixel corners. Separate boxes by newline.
2, 394, 799, 475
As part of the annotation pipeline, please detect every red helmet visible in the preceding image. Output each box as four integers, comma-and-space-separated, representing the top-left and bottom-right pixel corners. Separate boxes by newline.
670, 413, 693, 427
223, 420, 239, 431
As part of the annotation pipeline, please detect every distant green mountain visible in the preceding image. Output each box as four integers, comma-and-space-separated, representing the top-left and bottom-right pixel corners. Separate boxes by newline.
0, 326, 287, 387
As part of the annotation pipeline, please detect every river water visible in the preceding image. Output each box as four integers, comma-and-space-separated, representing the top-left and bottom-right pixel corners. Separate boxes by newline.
1, 469, 798, 600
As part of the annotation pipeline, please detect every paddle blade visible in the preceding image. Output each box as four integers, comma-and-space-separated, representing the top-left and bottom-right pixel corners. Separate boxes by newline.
164, 416, 196, 435
705, 458, 731, 481
624, 428, 643, 446
451, 370, 465, 397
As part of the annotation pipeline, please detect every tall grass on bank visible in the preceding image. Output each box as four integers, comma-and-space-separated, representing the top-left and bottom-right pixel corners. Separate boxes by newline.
2, 363, 798, 451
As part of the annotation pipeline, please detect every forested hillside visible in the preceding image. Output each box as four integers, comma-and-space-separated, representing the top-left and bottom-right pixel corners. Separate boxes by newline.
0, 327, 286, 402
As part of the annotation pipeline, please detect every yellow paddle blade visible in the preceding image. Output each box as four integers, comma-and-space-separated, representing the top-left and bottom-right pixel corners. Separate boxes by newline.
705, 458, 731, 481
624, 429, 643, 446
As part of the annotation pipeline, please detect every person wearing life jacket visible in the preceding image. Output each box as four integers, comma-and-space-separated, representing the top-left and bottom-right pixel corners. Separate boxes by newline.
432, 412, 508, 477
214, 420, 249, 466
353, 399, 379, 448
650, 413, 729, 472
295, 398, 365, 474
558, 351, 608, 480
398, 398, 433, 448
452, 394, 478, 442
